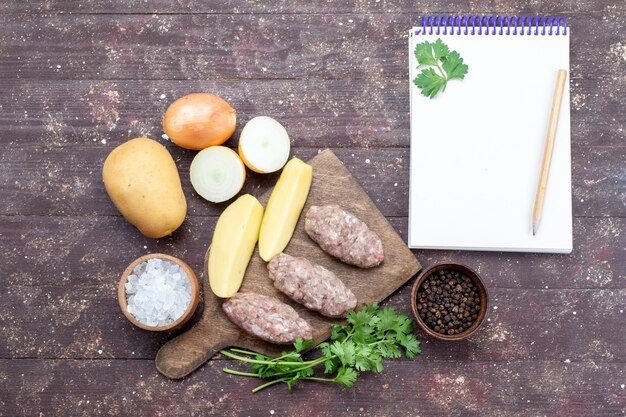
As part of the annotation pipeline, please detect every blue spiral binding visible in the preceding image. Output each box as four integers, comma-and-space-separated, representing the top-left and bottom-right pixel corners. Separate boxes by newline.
415, 15, 567, 36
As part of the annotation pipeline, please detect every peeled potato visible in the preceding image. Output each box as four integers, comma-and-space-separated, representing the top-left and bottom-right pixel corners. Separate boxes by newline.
102, 138, 187, 238
238, 116, 290, 173
258, 157, 313, 262
163, 93, 236, 150
208, 194, 264, 298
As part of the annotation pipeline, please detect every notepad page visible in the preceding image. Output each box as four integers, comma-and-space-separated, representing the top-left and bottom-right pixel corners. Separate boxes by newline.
408, 30, 572, 253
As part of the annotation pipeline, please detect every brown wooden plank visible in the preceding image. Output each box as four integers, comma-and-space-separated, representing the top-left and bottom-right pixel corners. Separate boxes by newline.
2, 0, 624, 15
0, 146, 623, 218
0, 358, 624, 417
2, 285, 624, 362
1, 215, 624, 359
1, 77, 623, 148
1, 12, 623, 81
1, 216, 624, 291
2, 79, 413, 148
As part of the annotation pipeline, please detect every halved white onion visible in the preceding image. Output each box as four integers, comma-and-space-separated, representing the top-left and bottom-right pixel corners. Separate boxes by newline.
238, 116, 290, 174
190, 146, 245, 203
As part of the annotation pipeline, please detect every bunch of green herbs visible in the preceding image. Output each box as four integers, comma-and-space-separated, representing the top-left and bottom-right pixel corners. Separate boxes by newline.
413, 38, 469, 98
220, 303, 421, 392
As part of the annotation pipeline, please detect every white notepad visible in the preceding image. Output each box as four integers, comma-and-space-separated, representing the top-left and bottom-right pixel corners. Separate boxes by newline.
408, 17, 572, 253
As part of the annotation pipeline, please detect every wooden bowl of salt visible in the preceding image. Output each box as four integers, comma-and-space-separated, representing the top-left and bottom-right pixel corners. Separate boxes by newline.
118, 253, 200, 332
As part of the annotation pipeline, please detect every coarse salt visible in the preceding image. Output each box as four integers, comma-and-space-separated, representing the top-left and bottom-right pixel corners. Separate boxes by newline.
125, 258, 191, 327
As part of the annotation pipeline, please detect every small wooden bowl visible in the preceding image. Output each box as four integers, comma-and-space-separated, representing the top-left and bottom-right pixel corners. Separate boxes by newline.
410, 263, 488, 341
118, 253, 200, 332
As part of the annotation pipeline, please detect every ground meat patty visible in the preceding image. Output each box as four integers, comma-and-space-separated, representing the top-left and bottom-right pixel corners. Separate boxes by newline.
222, 292, 313, 344
268, 253, 357, 318
304, 205, 384, 268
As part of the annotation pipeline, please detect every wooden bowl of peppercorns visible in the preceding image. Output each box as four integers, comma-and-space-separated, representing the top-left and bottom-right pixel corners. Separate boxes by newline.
411, 263, 488, 341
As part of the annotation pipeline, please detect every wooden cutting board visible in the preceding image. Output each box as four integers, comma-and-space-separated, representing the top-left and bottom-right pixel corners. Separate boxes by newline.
156, 149, 421, 379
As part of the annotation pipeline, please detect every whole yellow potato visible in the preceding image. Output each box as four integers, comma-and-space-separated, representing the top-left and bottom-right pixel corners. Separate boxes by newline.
103, 138, 187, 238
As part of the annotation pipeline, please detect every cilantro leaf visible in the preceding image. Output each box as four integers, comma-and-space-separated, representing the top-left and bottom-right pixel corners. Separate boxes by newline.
330, 323, 348, 342
324, 357, 340, 374
330, 340, 356, 367
293, 338, 312, 353
441, 51, 468, 80
414, 68, 447, 99
363, 303, 379, 314
347, 308, 372, 330
414, 40, 438, 66
330, 342, 346, 364
394, 314, 414, 335
396, 332, 421, 359
377, 340, 402, 359
375, 307, 399, 333
334, 368, 358, 388
368, 314, 381, 329
354, 355, 372, 372
342, 341, 356, 366
432, 38, 450, 60
413, 38, 469, 98
372, 357, 384, 373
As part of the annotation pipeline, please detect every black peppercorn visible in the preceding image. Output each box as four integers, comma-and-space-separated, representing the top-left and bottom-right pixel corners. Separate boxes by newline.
416, 268, 482, 337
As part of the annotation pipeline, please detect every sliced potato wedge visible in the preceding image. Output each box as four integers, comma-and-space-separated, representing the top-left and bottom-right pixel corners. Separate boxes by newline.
208, 194, 264, 298
258, 157, 313, 262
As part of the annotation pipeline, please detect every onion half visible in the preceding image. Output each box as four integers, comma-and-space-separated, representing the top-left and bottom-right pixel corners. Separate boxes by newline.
238, 116, 290, 174
190, 146, 245, 203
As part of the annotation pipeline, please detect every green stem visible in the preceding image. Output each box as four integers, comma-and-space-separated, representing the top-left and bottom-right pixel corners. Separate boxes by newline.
219, 350, 305, 366
227, 348, 260, 356
435, 61, 448, 92
252, 377, 290, 393
249, 373, 340, 393
435, 61, 447, 79
237, 355, 334, 381
303, 376, 339, 383
222, 368, 261, 378
272, 350, 305, 362
270, 355, 333, 376
223, 348, 306, 368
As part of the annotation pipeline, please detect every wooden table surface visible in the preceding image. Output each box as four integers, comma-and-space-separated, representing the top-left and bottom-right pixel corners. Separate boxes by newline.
1, 1, 624, 416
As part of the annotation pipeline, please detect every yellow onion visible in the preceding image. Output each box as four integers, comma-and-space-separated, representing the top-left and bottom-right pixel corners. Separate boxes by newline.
163, 93, 236, 150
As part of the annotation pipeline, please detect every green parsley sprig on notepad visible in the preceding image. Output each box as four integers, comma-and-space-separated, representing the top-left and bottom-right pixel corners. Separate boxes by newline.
220, 304, 421, 392
413, 38, 469, 98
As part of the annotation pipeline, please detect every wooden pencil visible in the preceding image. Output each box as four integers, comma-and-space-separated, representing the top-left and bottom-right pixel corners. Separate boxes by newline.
532, 69, 568, 236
